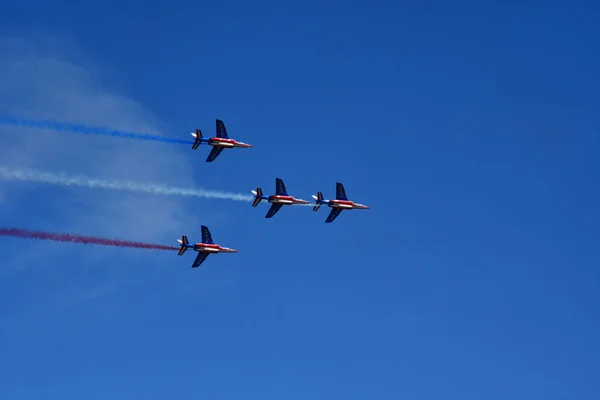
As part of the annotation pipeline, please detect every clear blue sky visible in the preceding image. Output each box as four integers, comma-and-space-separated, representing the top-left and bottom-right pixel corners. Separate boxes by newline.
1, 1, 599, 399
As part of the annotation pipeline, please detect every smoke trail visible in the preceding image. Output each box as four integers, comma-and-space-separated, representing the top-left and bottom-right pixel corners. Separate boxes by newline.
0, 227, 179, 251
0, 115, 195, 145
0, 166, 255, 201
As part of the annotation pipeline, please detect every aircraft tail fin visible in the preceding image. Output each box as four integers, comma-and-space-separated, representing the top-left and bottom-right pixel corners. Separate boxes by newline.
311, 192, 324, 211
191, 129, 203, 150
251, 188, 263, 207
177, 235, 189, 256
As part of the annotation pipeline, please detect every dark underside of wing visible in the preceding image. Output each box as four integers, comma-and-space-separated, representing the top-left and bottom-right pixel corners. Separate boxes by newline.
201, 226, 214, 244
216, 119, 229, 138
192, 251, 209, 267
325, 208, 343, 223
265, 203, 283, 218
206, 146, 224, 162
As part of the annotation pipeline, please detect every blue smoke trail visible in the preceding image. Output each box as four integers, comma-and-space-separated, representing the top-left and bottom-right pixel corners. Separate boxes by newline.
0, 115, 195, 145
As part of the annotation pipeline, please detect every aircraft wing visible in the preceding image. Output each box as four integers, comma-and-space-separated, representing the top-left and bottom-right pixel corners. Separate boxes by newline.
216, 119, 229, 138
265, 203, 283, 218
275, 177, 288, 196
192, 251, 210, 268
206, 146, 224, 162
325, 208, 343, 223
336, 182, 348, 200
201, 225, 214, 244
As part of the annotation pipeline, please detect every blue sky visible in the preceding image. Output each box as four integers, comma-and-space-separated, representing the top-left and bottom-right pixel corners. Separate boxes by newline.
1, 1, 599, 399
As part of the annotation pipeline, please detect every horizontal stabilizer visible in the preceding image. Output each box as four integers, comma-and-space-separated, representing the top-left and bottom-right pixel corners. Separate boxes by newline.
252, 187, 263, 207
177, 235, 189, 256
191, 129, 203, 150
312, 192, 324, 211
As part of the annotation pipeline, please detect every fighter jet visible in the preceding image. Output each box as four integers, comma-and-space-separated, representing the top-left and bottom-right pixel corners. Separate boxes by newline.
251, 177, 311, 218
177, 225, 237, 268
312, 182, 370, 223
191, 119, 252, 162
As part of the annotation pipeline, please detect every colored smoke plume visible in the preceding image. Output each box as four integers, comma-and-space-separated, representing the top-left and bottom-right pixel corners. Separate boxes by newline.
0, 227, 179, 251
0, 165, 254, 201
0, 115, 195, 145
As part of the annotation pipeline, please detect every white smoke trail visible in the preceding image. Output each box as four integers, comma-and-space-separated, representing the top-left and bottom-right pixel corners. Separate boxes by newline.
0, 166, 254, 201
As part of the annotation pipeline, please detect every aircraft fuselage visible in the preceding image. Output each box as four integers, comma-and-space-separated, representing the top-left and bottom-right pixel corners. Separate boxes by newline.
268, 195, 310, 205
208, 137, 252, 148
190, 132, 252, 149
180, 242, 238, 253
327, 199, 370, 209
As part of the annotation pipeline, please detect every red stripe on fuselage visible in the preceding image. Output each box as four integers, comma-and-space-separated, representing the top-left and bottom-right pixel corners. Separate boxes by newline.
195, 243, 220, 248
330, 200, 354, 205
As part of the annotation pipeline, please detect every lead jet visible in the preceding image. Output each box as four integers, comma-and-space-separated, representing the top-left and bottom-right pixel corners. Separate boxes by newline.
177, 225, 238, 268
251, 177, 311, 218
312, 182, 370, 223
190, 119, 252, 162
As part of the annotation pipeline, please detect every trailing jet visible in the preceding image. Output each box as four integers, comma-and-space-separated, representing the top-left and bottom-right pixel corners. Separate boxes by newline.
312, 182, 370, 223
251, 177, 311, 218
177, 225, 237, 268
190, 119, 252, 162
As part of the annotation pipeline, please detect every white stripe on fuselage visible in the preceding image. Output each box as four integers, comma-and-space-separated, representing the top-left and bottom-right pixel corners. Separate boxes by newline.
270, 198, 294, 204
195, 246, 220, 252
210, 141, 234, 148
331, 203, 354, 209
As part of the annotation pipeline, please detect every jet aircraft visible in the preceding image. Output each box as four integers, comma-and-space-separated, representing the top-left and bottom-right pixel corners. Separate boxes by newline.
191, 119, 252, 162
312, 182, 370, 223
177, 225, 237, 268
251, 177, 311, 218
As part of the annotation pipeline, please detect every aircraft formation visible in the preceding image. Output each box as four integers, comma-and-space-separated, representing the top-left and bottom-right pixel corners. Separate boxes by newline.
178, 119, 370, 268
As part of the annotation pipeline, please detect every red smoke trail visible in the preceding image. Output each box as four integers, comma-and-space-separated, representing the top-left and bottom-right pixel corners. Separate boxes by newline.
0, 228, 179, 251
